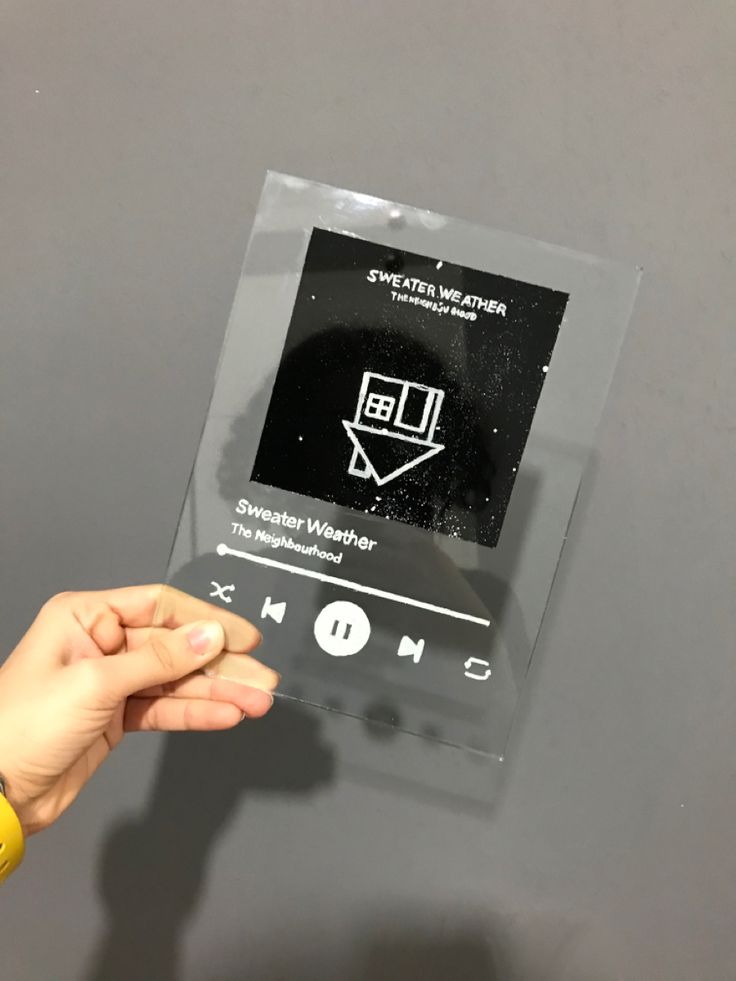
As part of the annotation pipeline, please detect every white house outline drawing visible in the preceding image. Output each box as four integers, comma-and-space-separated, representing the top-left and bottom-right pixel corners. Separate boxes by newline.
343, 371, 445, 486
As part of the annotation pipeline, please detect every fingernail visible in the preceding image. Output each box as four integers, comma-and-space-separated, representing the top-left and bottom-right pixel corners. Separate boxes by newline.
241, 690, 274, 719
187, 621, 224, 656
204, 653, 280, 689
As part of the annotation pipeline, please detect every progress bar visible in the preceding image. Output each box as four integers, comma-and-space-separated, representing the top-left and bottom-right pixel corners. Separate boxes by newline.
216, 543, 491, 626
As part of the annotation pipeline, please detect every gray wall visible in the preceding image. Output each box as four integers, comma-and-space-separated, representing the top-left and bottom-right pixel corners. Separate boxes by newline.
1, 2, 733, 979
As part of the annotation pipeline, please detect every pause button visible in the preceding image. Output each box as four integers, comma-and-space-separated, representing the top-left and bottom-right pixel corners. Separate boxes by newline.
314, 601, 371, 657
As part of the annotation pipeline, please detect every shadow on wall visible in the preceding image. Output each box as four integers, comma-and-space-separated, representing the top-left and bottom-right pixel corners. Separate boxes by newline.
226, 920, 501, 981
85, 699, 335, 981
85, 699, 505, 981
191, 907, 618, 981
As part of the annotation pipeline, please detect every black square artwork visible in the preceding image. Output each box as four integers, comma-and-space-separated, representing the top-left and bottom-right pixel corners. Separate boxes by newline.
251, 229, 568, 546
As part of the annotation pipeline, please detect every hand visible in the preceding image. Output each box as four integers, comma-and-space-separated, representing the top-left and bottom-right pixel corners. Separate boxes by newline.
0, 585, 279, 835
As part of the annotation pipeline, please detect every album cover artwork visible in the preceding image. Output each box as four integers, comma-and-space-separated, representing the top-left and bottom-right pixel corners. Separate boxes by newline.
252, 229, 568, 547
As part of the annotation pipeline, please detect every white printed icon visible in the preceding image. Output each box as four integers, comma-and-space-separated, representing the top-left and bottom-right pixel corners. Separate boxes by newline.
343, 372, 445, 486
209, 582, 235, 604
397, 636, 425, 664
261, 596, 286, 624
464, 657, 491, 681
314, 601, 371, 657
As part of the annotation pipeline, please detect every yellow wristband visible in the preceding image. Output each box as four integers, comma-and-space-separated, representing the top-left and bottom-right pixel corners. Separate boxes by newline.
0, 788, 25, 883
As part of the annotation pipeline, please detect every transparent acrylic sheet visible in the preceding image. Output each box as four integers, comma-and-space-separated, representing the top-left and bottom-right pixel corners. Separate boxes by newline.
163, 172, 641, 759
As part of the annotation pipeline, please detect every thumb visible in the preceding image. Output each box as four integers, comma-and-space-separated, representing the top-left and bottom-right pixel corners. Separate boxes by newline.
100, 621, 226, 700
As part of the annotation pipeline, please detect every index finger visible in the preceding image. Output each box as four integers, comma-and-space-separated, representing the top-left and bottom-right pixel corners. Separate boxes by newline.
97, 584, 262, 653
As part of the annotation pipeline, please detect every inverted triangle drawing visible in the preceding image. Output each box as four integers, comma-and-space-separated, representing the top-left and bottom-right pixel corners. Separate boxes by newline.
343, 371, 446, 486
343, 421, 444, 485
